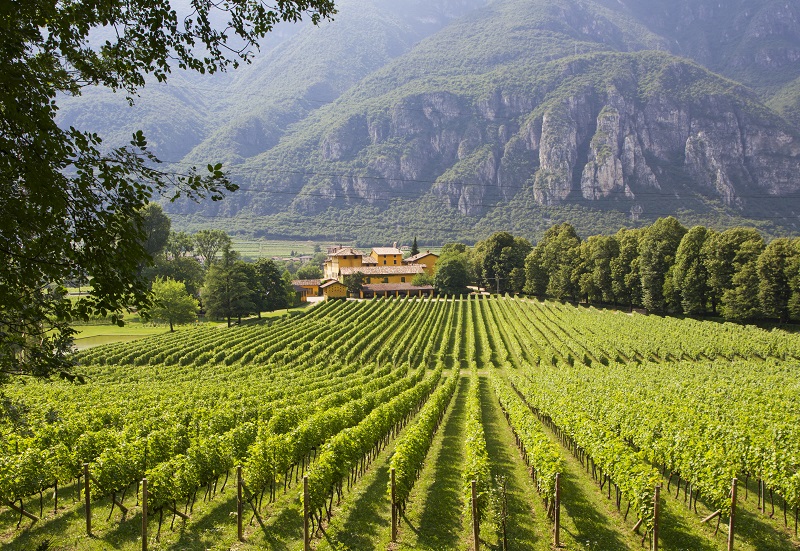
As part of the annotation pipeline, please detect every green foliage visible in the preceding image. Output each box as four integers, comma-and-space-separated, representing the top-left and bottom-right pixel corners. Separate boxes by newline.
638, 217, 687, 312
473, 232, 532, 294
757, 238, 799, 323
4, 296, 800, 546
253, 259, 290, 312
609, 228, 642, 307
140, 203, 172, 257
193, 229, 232, 268
1, 0, 336, 380
527, 223, 582, 301
721, 240, 763, 321
489, 372, 562, 503
434, 255, 470, 296
343, 272, 365, 295
165, 231, 195, 260
148, 278, 199, 331
411, 273, 435, 286
577, 235, 619, 303
672, 226, 709, 315
390, 370, 459, 508
296, 263, 323, 280
202, 246, 255, 326
143, 256, 205, 297
462, 372, 494, 527
702, 227, 763, 314
410, 236, 419, 256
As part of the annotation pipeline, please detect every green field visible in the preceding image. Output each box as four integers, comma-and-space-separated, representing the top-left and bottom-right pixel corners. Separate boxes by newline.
229, 239, 442, 260
2, 298, 800, 551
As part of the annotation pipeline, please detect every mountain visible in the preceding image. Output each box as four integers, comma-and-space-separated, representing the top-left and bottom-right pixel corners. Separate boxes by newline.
58, 0, 800, 243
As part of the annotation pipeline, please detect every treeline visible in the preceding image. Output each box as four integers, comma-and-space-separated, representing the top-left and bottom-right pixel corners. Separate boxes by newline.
451, 217, 800, 323
120, 205, 319, 328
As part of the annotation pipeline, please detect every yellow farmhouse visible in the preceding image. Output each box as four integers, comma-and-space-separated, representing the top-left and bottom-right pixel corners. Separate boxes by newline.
316, 245, 439, 299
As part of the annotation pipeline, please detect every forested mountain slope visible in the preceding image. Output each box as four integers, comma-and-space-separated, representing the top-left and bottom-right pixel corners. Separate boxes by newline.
58, 0, 800, 242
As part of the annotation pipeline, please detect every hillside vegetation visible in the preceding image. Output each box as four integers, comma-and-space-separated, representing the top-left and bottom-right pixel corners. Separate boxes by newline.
58, 0, 800, 241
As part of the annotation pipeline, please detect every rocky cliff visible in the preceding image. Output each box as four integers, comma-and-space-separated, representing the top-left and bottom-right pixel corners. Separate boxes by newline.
246, 52, 800, 222
56, 0, 800, 240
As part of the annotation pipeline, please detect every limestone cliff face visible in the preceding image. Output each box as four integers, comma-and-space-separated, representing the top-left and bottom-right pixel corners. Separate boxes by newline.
313, 57, 800, 215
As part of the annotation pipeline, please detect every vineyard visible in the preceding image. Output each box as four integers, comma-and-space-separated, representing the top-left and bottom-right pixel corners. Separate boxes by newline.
1, 297, 800, 551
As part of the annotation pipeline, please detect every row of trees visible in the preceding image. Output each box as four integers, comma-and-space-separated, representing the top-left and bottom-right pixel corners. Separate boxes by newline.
137, 206, 298, 328
454, 219, 799, 323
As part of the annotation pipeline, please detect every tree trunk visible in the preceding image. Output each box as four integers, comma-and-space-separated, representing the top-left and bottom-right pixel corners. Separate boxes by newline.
169, 320, 174, 332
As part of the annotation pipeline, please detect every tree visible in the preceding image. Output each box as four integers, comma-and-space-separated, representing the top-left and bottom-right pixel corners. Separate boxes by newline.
702, 228, 763, 313
611, 228, 642, 309
2, 0, 335, 380
143, 256, 205, 297
434, 256, 470, 296
577, 235, 619, 304
721, 240, 764, 321
140, 203, 172, 257
194, 230, 232, 268
165, 231, 195, 260
254, 259, 289, 313
673, 226, 709, 315
473, 232, 532, 293
411, 237, 419, 256
411, 273, 435, 286
638, 217, 687, 313
526, 223, 581, 301
148, 278, 199, 332
523, 254, 548, 297
441, 243, 468, 256
202, 246, 255, 327
343, 272, 365, 296
296, 264, 323, 280
757, 238, 798, 323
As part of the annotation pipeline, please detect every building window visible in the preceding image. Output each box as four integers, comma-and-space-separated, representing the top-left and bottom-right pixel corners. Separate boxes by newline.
383, 259, 387, 265
383, 277, 389, 283
366, 277, 371, 284
393, 259, 397, 264
401, 277, 405, 283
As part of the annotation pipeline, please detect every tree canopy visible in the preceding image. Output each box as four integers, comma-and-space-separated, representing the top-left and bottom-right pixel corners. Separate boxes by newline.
148, 278, 199, 332
1, 0, 335, 379
194, 230, 233, 268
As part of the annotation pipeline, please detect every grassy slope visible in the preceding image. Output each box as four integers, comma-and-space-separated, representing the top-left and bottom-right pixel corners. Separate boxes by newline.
397, 374, 469, 550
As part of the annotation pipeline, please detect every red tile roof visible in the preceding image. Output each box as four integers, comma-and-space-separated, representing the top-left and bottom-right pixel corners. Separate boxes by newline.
404, 251, 439, 263
329, 247, 364, 257
371, 247, 404, 256
292, 279, 322, 287
340, 265, 425, 276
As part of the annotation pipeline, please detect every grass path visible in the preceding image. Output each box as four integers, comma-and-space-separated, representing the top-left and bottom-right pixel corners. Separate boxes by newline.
315, 370, 463, 551
477, 373, 551, 551
396, 374, 469, 551
314, 433, 397, 551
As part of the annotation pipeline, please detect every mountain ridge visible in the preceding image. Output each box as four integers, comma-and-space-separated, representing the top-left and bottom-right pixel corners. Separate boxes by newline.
56, 0, 800, 242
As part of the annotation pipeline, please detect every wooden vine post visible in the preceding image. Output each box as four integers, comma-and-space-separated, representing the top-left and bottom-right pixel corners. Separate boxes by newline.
553, 473, 561, 548
391, 467, 397, 542
652, 485, 661, 551
304, 475, 311, 551
728, 478, 738, 551
472, 479, 480, 551
83, 463, 91, 536
237, 466, 243, 542
141, 478, 148, 551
